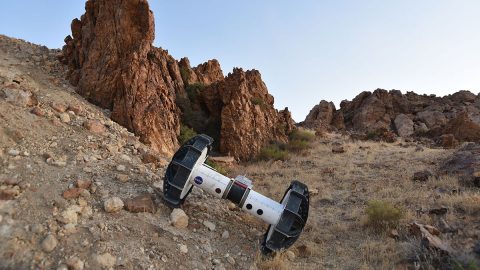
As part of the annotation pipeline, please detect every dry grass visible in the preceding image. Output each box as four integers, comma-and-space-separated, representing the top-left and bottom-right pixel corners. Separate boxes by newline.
238, 133, 480, 269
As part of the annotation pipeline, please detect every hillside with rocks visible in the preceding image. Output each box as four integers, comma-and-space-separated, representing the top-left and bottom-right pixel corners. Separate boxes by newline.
1, 0, 480, 269
302, 89, 480, 147
61, 0, 294, 161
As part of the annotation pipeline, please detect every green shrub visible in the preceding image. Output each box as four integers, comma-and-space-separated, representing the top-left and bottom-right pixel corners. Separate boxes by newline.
257, 144, 289, 161
289, 129, 315, 142
205, 159, 228, 175
180, 67, 190, 83
185, 83, 205, 102
178, 125, 197, 145
285, 139, 310, 152
251, 97, 265, 106
365, 200, 403, 230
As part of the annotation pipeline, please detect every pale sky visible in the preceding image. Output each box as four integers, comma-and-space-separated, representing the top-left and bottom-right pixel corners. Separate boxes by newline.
1, 1, 479, 121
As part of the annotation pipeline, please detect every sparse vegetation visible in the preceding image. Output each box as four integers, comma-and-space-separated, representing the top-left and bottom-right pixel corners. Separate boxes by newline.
180, 66, 189, 82
251, 97, 265, 106
364, 200, 403, 230
289, 128, 315, 142
185, 82, 205, 102
178, 124, 197, 145
206, 159, 229, 175
257, 129, 316, 160
258, 143, 289, 161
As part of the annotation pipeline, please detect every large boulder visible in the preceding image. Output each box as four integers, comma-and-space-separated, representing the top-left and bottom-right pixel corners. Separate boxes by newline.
394, 114, 414, 137
62, 0, 180, 155
302, 100, 336, 129
439, 143, 480, 187
442, 112, 480, 142
416, 110, 446, 129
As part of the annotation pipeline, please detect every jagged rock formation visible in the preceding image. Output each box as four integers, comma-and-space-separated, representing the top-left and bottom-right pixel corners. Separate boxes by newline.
61, 0, 294, 159
302, 89, 480, 143
61, 0, 180, 155
199, 68, 294, 160
178, 58, 224, 86
303, 100, 344, 131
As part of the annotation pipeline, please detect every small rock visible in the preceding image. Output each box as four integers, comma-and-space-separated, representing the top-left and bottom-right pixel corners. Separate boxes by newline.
83, 120, 106, 134
62, 188, 82, 199
104, 197, 124, 213
203, 220, 216, 231
179, 244, 188, 254
296, 244, 312, 258
285, 250, 296, 261
226, 256, 235, 265
116, 174, 129, 182
75, 179, 92, 189
31, 107, 45, 116
95, 252, 116, 268
120, 154, 131, 162
7, 149, 20, 156
412, 170, 433, 182
389, 229, 399, 239
170, 208, 188, 229
51, 102, 67, 113
0, 188, 20, 200
212, 259, 221, 265
227, 202, 237, 211
59, 113, 70, 123
66, 256, 84, 270
429, 206, 448, 215
124, 194, 155, 213
116, 165, 126, 172
41, 234, 58, 252
332, 145, 345, 153
67, 104, 83, 115
56, 264, 68, 270
221, 230, 229, 239
57, 207, 79, 224
141, 152, 160, 163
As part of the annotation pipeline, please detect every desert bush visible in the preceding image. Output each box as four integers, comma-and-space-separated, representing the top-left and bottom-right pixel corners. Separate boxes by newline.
365, 200, 403, 230
258, 143, 289, 161
251, 97, 265, 106
180, 67, 189, 83
205, 159, 228, 175
285, 139, 310, 152
178, 125, 197, 145
185, 82, 205, 102
289, 128, 315, 142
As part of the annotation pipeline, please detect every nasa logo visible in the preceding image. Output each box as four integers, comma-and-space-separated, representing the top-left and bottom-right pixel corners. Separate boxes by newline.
194, 176, 203, 185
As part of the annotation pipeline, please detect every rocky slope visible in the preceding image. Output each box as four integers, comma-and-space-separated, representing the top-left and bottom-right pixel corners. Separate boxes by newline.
1, 34, 479, 270
62, 0, 294, 160
0, 34, 268, 270
302, 89, 480, 144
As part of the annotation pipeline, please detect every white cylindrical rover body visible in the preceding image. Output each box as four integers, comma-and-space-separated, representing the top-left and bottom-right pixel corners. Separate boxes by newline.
163, 134, 309, 254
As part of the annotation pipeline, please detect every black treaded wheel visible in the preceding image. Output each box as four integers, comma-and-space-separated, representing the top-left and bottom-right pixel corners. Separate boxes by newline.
163, 134, 213, 208
261, 180, 310, 254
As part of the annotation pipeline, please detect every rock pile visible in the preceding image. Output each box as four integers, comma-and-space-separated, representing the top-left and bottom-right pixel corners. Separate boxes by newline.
302, 89, 480, 143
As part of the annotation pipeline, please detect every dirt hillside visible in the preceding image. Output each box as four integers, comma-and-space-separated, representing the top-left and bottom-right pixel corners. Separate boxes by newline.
1, 35, 479, 270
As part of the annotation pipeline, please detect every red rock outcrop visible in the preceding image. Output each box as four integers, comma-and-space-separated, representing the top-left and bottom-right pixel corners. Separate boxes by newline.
178, 58, 224, 86
62, 0, 294, 159
302, 100, 335, 129
304, 89, 480, 143
201, 68, 293, 160
62, 0, 180, 155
